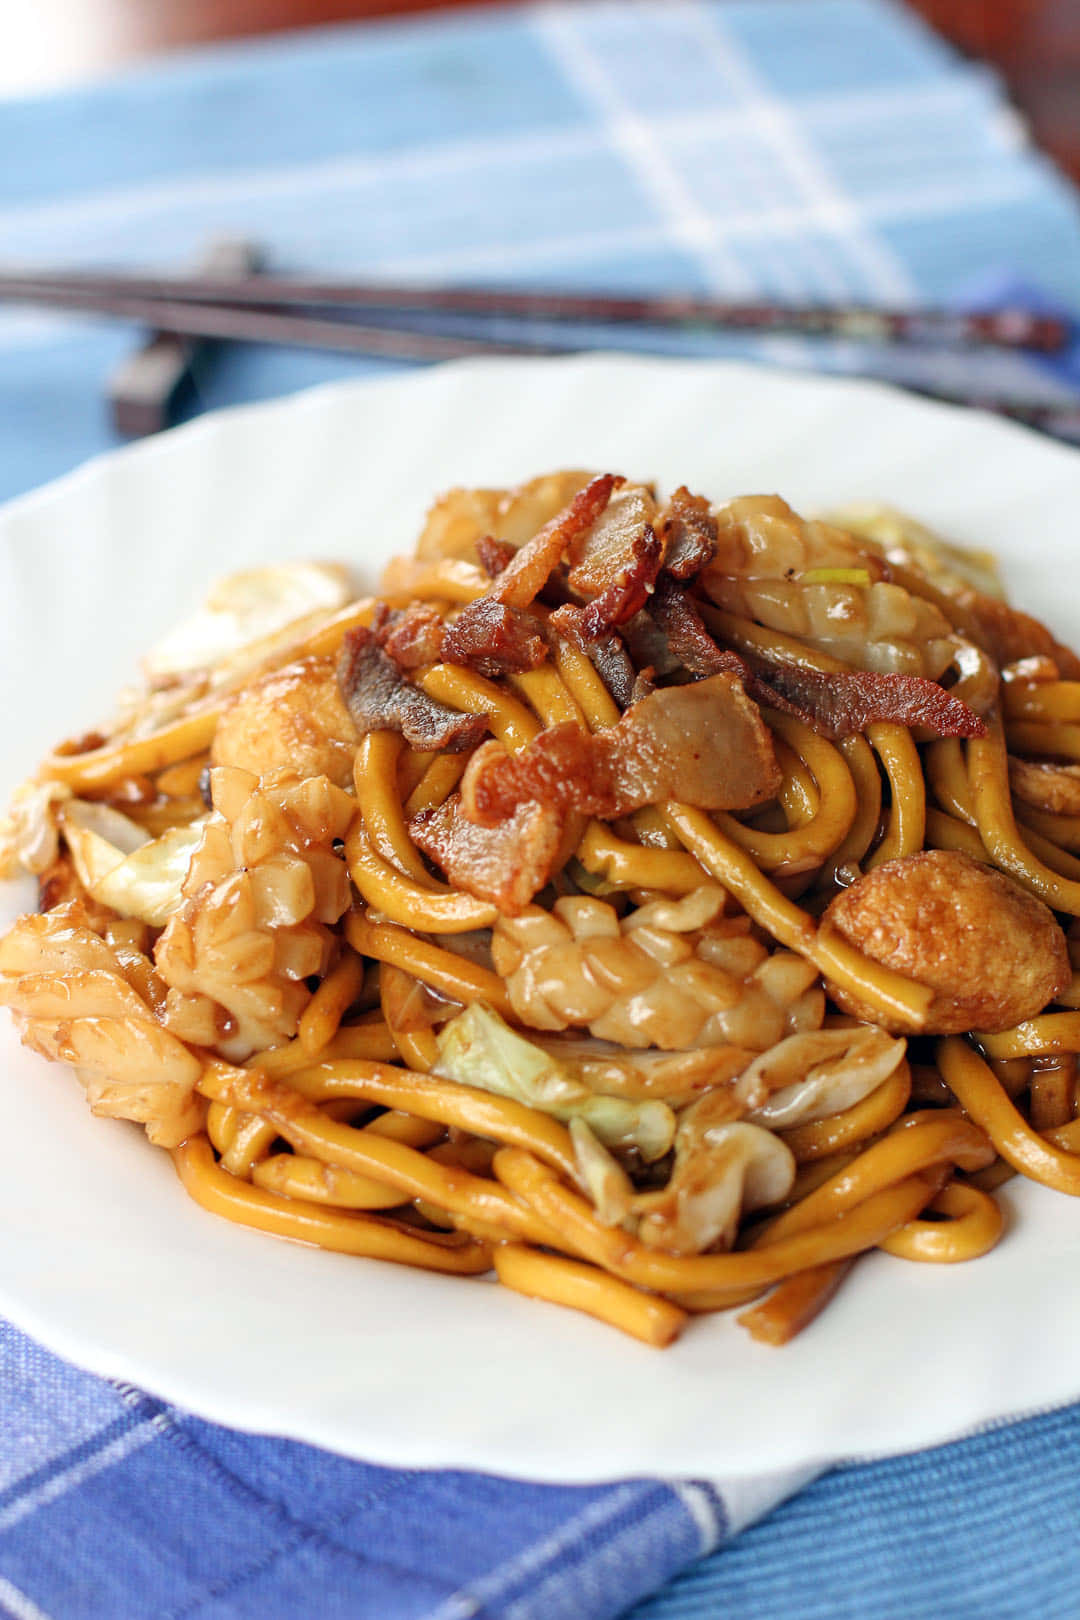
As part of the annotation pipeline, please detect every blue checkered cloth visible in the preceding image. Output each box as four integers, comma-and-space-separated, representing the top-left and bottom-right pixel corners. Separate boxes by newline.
4, 4, 1080, 1617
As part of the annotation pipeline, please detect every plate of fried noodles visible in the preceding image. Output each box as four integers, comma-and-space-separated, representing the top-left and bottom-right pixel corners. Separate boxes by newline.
3, 354, 1080, 1483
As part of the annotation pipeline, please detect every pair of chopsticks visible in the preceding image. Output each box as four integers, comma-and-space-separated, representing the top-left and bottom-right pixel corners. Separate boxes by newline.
1, 265, 1070, 356
3, 263, 1077, 440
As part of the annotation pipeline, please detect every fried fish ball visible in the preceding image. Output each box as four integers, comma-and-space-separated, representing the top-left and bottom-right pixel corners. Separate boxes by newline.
822, 848, 1069, 1034
211, 656, 357, 786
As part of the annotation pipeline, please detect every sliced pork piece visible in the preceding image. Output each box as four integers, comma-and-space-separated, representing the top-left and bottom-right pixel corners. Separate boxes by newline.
565, 483, 657, 599
475, 535, 515, 578
552, 519, 662, 641
461, 673, 781, 825
337, 626, 488, 752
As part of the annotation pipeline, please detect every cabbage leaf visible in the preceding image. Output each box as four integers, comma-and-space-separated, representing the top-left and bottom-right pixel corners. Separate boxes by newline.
434, 1003, 675, 1161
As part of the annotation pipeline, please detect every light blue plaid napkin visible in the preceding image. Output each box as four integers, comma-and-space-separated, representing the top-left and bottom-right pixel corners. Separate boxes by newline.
4, 5, 1080, 1617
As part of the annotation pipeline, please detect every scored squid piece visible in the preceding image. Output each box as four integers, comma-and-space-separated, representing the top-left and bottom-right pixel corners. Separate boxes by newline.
0, 901, 204, 1146
492, 888, 823, 1051
701, 494, 959, 679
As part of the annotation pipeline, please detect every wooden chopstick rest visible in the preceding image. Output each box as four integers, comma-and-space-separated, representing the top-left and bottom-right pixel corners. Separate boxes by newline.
107, 237, 261, 438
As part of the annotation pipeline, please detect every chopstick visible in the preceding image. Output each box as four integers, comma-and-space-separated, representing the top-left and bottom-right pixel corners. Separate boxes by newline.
0, 266, 1069, 353
5, 264, 1078, 446
0, 278, 565, 361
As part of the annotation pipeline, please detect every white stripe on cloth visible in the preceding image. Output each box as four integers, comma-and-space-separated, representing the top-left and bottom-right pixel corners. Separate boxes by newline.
678, 0, 916, 303
426, 1484, 654, 1620
0, 1576, 55, 1620
0, 163, 1044, 360
666, 1482, 724, 1556
531, 3, 757, 295
0, 1414, 169, 1534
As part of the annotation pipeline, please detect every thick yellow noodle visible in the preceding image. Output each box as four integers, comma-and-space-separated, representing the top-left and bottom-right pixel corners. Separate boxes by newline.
12, 476, 1080, 1356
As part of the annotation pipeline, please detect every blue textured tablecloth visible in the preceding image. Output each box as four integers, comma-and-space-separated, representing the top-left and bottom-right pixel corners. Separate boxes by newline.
4, 4, 1080, 1617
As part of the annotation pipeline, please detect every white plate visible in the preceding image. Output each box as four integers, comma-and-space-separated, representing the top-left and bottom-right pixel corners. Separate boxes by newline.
3, 355, 1080, 1485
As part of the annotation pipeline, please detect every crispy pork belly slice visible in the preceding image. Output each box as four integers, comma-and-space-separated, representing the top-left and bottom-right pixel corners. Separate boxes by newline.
476, 535, 514, 578
566, 483, 657, 600
552, 521, 663, 643
556, 620, 638, 710
647, 578, 730, 678
410, 794, 563, 916
375, 593, 550, 683
655, 487, 717, 581
378, 604, 446, 670
439, 475, 620, 676
441, 599, 549, 677
461, 673, 781, 825
337, 626, 488, 752
713, 648, 988, 740
751, 657, 987, 739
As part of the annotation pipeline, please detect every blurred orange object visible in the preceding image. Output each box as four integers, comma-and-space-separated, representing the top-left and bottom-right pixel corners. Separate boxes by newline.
913, 0, 1080, 179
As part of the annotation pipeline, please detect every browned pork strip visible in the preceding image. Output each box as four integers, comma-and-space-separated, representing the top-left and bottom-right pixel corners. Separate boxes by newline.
582, 632, 639, 710
461, 674, 781, 825
546, 605, 638, 710
553, 524, 663, 643
479, 473, 619, 611
440, 475, 619, 677
649, 580, 985, 741
337, 626, 488, 752
648, 577, 731, 678
410, 794, 564, 915
741, 655, 987, 740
